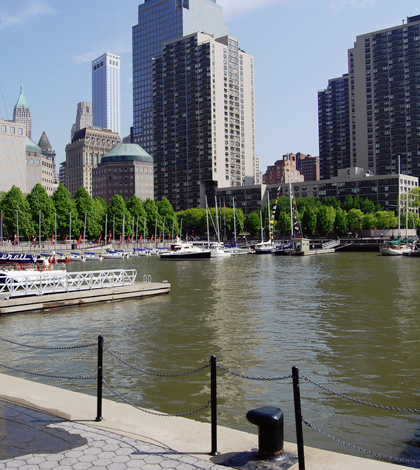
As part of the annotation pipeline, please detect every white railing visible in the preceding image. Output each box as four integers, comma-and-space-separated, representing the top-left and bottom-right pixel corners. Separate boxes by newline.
321, 240, 341, 250
0, 269, 137, 298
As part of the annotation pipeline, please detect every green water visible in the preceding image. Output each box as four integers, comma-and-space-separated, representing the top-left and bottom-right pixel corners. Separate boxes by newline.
1, 252, 420, 463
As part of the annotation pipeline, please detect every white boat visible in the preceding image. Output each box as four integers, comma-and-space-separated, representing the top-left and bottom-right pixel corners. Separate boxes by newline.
160, 238, 211, 260
131, 248, 148, 257
84, 251, 103, 261
102, 250, 127, 259
210, 242, 231, 258
255, 240, 275, 254
70, 252, 86, 262
380, 238, 415, 256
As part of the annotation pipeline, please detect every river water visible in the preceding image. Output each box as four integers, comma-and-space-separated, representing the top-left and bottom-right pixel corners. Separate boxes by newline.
1, 252, 420, 463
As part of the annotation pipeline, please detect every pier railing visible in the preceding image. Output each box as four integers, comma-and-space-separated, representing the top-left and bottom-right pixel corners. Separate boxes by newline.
0, 334, 419, 467
0, 269, 137, 298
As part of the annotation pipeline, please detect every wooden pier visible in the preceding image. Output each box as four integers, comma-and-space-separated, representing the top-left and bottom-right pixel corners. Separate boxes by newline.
0, 279, 171, 315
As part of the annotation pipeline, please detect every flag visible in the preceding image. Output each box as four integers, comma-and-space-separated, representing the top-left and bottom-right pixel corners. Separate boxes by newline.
64, 235, 68, 245
108, 232, 112, 244
119, 235, 122, 244
126, 235, 131, 243
168, 234, 171, 240
158, 234, 162, 241
139, 234, 143, 242
150, 234, 154, 242
13, 234, 17, 245
77, 234, 82, 245
33, 236, 37, 245
51, 234, 55, 245
98, 233, 102, 244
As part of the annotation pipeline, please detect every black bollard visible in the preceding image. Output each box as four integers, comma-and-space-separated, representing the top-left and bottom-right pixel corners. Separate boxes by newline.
246, 406, 284, 460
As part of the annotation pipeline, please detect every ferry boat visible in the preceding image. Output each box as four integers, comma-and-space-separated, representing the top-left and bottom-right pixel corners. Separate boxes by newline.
160, 238, 210, 260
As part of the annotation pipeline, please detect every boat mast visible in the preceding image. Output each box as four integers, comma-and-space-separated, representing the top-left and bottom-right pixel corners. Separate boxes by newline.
83, 212, 87, 249
54, 211, 57, 251
39, 210, 41, 252
104, 213, 107, 246
215, 197, 220, 243
260, 211, 264, 243
122, 214, 125, 250
398, 155, 401, 238
206, 197, 210, 249
288, 155, 293, 239
233, 198, 237, 247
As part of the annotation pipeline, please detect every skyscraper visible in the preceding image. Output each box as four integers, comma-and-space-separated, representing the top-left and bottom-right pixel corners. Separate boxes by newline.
152, 32, 256, 211
319, 15, 420, 180
13, 84, 31, 139
92, 53, 121, 135
71, 102, 93, 141
132, 0, 228, 154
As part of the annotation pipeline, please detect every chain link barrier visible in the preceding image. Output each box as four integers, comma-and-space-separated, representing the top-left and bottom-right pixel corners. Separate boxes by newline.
302, 417, 420, 466
104, 344, 210, 377
102, 380, 210, 417
0, 361, 95, 380
300, 371, 420, 413
0, 335, 96, 350
216, 363, 292, 382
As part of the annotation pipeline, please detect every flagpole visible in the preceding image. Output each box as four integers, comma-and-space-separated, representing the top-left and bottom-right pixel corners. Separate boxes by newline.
105, 213, 108, 247
55, 211, 57, 252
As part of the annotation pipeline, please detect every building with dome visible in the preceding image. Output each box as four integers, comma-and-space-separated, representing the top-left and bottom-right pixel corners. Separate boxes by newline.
92, 143, 153, 204
25, 136, 56, 195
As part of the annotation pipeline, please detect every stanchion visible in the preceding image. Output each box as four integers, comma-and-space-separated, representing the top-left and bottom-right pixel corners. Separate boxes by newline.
292, 366, 305, 470
210, 355, 218, 455
95, 335, 104, 421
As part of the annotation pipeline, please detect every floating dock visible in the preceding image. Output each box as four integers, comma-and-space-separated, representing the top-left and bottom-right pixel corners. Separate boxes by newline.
0, 268, 170, 315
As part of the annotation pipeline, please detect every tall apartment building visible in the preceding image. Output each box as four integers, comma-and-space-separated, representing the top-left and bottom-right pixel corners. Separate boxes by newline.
65, 127, 121, 197
262, 155, 304, 185
132, 0, 228, 155
92, 53, 121, 135
318, 75, 350, 179
319, 15, 420, 180
297, 153, 320, 182
152, 32, 256, 211
13, 84, 31, 139
71, 102, 93, 141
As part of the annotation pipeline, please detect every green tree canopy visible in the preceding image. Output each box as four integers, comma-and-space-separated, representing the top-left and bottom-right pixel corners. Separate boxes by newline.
106, 195, 132, 237
157, 197, 178, 238
74, 187, 101, 238
26, 184, 56, 238
334, 207, 348, 237
126, 195, 148, 238
301, 206, 317, 237
51, 184, 81, 239
346, 208, 364, 230
0, 186, 34, 239
143, 198, 162, 240
245, 210, 261, 237
316, 206, 336, 236
375, 210, 398, 229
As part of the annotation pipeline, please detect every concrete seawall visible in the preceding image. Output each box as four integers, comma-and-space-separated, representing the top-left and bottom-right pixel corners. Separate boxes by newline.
0, 374, 403, 469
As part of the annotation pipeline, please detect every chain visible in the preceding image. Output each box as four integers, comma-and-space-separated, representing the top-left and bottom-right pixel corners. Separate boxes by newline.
0, 362, 95, 380
302, 418, 420, 465
0, 336, 96, 350
300, 372, 420, 413
104, 345, 209, 377
216, 364, 292, 382
102, 380, 210, 417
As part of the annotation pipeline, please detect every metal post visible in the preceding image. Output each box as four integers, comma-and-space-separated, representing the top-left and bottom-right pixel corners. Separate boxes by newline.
96, 335, 104, 421
292, 366, 305, 470
210, 355, 218, 455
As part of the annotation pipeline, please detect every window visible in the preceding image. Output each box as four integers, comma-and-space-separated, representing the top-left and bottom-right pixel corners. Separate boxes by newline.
10, 127, 15, 134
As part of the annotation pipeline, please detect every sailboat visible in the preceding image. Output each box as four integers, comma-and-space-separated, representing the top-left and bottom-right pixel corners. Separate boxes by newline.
208, 198, 231, 258
255, 195, 274, 254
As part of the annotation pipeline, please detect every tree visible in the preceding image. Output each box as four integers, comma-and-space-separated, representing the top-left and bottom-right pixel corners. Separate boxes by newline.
126, 195, 147, 238
360, 198, 377, 214
51, 184, 81, 239
301, 206, 317, 237
375, 211, 398, 229
316, 206, 336, 236
346, 208, 363, 231
93, 197, 107, 234
245, 211, 261, 237
334, 208, 348, 237
361, 213, 378, 230
0, 186, 34, 239
157, 197, 178, 239
73, 187, 101, 238
144, 198, 162, 240
106, 195, 132, 237
342, 196, 355, 212
26, 184, 56, 238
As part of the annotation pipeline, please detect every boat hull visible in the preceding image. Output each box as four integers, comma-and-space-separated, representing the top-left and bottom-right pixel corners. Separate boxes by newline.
160, 251, 211, 260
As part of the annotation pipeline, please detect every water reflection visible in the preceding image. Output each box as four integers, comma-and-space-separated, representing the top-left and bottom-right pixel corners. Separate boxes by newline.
1, 253, 420, 461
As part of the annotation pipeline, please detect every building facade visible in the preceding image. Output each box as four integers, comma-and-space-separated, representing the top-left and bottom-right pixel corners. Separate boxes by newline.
152, 32, 256, 211
38, 131, 57, 180
71, 102, 93, 141
92, 143, 154, 204
320, 15, 420, 181
132, 0, 228, 155
263, 154, 305, 185
92, 53, 121, 135
13, 84, 31, 139
318, 75, 350, 180
65, 127, 121, 197
26, 137, 56, 196
0, 119, 27, 193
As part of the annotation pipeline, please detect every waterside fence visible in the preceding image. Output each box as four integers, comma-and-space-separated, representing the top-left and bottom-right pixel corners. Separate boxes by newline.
0, 334, 419, 469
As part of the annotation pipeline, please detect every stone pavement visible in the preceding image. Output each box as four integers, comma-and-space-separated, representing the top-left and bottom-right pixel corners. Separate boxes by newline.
0, 399, 228, 470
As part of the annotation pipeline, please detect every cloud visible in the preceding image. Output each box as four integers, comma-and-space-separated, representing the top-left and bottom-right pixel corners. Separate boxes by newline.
0, 0, 55, 30
73, 35, 132, 65
218, 0, 280, 21
329, 0, 378, 14
73, 52, 98, 64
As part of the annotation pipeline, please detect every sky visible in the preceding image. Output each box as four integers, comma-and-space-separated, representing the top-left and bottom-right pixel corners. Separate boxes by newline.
1, 0, 420, 174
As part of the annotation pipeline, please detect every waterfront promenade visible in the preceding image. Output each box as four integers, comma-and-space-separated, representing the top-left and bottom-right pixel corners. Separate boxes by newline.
0, 374, 404, 469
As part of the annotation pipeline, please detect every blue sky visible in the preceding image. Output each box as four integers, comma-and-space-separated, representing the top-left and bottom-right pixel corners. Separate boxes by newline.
0, 0, 419, 174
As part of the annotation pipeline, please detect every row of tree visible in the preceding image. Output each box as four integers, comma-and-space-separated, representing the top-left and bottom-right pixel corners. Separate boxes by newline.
1, 184, 419, 242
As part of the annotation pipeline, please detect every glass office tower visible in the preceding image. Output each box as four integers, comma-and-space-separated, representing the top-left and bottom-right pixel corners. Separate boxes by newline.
132, 0, 228, 154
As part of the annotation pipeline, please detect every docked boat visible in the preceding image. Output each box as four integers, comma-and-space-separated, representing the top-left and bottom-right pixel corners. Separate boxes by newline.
55, 252, 71, 262
84, 251, 103, 261
255, 240, 275, 254
0, 253, 38, 265
102, 250, 126, 259
131, 248, 148, 257
160, 238, 210, 260
210, 242, 231, 258
69, 252, 86, 262
380, 238, 415, 256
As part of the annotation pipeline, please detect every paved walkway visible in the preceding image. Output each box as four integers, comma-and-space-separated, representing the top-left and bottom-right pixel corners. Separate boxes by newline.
0, 399, 227, 470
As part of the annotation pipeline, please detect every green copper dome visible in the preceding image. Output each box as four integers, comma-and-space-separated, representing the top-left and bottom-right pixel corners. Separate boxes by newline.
101, 143, 153, 163
25, 136, 42, 154
15, 84, 30, 109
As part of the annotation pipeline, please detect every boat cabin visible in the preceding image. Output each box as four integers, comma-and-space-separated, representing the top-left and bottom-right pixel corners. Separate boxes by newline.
292, 238, 310, 253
